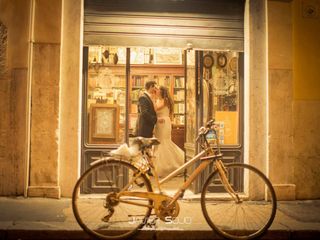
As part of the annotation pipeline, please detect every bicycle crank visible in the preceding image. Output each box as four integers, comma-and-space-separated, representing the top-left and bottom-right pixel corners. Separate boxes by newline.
157, 199, 180, 221
117, 191, 180, 221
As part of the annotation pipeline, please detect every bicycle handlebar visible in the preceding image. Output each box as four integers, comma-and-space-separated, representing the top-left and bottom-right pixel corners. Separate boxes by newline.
196, 119, 216, 142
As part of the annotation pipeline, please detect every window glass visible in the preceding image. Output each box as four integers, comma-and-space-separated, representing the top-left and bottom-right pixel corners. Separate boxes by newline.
203, 51, 240, 145
86, 45, 127, 144
129, 47, 185, 136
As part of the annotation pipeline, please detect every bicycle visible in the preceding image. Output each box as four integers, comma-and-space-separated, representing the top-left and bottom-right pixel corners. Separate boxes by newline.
72, 119, 277, 240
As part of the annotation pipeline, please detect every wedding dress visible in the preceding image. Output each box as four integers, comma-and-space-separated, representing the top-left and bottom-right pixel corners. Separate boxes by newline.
154, 106, 184, 177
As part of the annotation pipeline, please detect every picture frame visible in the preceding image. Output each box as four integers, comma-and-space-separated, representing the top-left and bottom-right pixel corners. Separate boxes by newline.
217, 53, 227, 68
89, 104, 119, 143
153, 48, 182, 65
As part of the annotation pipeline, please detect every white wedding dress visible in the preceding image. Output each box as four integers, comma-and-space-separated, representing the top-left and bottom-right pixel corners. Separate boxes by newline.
154, 106, 184, 177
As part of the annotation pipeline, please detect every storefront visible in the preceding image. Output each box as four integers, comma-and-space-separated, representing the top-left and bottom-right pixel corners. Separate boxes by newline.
3, 0, 318, 200
82, 0, 245, 193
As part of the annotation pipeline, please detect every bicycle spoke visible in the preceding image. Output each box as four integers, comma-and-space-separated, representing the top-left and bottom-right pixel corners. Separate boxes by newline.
201, 163, 276, 240
72, 160, 153, 239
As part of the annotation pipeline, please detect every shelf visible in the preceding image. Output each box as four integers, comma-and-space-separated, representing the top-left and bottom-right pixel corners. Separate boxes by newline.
112, 86, 126, 89
130, 64, 184, 75
132, 86, 144, 89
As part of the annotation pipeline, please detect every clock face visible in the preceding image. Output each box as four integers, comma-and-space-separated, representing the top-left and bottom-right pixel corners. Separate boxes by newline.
203, 54, 214, 69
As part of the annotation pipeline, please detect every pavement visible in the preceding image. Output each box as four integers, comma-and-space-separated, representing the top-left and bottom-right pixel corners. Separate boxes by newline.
0, 197, 320, 240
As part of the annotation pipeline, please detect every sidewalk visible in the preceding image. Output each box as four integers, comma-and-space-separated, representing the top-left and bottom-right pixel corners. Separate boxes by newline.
0, 197, 320, 240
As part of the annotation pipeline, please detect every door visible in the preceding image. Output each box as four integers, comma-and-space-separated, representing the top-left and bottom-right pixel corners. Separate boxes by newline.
185, 49, 244, 193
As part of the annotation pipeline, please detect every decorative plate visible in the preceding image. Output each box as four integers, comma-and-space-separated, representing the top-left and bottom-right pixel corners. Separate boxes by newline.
217, 53, 227, 68
229, 57, 238, 72
203, 54, 214, 69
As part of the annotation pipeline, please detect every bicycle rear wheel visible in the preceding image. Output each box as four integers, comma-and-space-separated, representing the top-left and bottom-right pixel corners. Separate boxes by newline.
72, 159, 153, 240
201, 163, 277, 240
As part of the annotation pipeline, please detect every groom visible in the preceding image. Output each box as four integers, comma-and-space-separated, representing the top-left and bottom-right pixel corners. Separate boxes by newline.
136, 80, 158, 138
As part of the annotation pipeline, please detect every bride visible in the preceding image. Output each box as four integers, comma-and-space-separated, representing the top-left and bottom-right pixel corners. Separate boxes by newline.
153, 86, 184, 177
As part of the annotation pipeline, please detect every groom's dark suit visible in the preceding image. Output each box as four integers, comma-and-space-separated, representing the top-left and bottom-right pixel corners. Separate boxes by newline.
136, 93, 157, 138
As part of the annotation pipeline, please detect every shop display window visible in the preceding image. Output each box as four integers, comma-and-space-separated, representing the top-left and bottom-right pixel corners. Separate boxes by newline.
85, 45, 186, 146
202, 51, 240, 145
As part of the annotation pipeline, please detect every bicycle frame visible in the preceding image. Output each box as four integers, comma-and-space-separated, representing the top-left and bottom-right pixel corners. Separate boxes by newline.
116, 146, 225, 211
115, 121, 243, 211
157, 148, 215, 203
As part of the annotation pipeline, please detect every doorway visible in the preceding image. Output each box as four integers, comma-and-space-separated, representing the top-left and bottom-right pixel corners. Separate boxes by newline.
185, 50, 244, 193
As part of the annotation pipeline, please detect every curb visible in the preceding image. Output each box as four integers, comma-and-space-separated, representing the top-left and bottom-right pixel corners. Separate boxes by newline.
1, 229, 320, 240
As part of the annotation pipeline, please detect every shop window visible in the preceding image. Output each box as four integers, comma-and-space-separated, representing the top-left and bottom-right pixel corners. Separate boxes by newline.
85, 45, 185, 146
203, 51, 240, 145
86, 46, 127, 145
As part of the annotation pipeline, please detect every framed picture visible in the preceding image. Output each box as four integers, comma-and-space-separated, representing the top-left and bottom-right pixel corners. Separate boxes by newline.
153, 48, 182, 65
89, 104, 119, 143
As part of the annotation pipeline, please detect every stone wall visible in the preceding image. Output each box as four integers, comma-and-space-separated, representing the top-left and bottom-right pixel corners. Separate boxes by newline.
293, 101, 320, 199
27, 0, 62, 198
59, 0, 83, 197
292, 0, 320, 200
268, 1, 295, 200
0, 0, 30, 196
268, 0, 320, 199
245, 0, 268, 198
0, 21, 10, 195
0, 0, 82, 197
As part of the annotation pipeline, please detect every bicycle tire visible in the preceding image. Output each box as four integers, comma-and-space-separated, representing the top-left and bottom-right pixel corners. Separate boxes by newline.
201, 163, 277, 240
72, 159, 153, 240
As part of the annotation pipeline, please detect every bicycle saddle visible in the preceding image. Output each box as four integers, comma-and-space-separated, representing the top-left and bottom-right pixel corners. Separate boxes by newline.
109, 143, 140, 159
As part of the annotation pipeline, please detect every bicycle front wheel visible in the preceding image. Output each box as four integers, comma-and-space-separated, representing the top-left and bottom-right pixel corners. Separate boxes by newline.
72, 159, 153, 240
201, 163, 277, 240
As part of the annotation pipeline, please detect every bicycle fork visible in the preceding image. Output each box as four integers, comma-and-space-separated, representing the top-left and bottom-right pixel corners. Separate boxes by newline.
215, 160, 242, 203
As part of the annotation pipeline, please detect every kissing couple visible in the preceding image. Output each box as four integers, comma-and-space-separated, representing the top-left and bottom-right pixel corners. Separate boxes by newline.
136, 80, 184, 177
